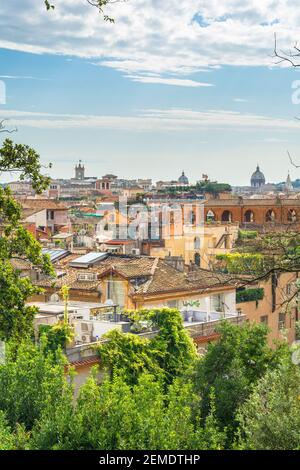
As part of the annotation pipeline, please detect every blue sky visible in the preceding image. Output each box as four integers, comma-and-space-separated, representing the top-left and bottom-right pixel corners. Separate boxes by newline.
1, 0, 300, 185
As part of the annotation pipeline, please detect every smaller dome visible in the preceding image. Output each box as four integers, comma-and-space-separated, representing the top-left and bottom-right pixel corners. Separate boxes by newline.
178, 171, 189, 185
251, 165, 265, 188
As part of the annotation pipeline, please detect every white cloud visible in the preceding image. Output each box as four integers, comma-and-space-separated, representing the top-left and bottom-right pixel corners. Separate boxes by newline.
0, 75, 50, 81
126, 75, 214, 87
234, 98, 249, 102
0, 0, 299, 83
1, 107, 300, 132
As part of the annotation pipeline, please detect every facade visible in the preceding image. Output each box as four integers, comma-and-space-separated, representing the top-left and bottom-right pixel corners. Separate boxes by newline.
31, 252, 239, 314
95, 177, 113, 192
203, 197, 300, 226
121, 186, 144, 199
142, 223, 239, 269
8, 181, 34, 196
20, 199, 70, 235
237, 272, 298, 346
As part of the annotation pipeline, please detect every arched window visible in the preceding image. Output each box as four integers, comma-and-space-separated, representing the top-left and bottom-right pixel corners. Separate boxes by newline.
206, 210, 216, 222
288, 209, 297, 223
221, 210, 232, 222
266, 209, 276, 222
194, 236, 201, 250
194, 252, 201, 266
244, 210, 255, 223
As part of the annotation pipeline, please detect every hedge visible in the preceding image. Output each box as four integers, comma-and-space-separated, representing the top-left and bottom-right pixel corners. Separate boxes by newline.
236, 288, 264, 303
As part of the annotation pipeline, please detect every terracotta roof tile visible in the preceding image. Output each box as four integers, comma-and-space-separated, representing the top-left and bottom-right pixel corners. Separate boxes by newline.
33, 253, 235, 297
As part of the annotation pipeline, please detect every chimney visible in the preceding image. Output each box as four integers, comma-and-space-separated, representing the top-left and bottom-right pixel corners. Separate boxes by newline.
164, 256, 185, 272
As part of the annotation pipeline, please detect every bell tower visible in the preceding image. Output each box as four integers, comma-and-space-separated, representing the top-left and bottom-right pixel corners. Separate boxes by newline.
75, 160, 85, 180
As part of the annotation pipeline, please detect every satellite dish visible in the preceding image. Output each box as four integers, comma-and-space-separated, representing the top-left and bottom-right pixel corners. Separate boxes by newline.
50, 293, 60, 303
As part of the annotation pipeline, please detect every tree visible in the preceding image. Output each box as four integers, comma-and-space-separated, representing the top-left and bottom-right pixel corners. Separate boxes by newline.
0, 411, 16, 450
194, 321, 288, 446
98, 330, 163, 385
213, 231, 300, 311
237, 357, 300, 450
44, 0, 125, 23
31, 370, 225, 450
0, 138, 53, 340
0, 120, 17, 135
0, 340, 71, 431
98, 308, 197, 385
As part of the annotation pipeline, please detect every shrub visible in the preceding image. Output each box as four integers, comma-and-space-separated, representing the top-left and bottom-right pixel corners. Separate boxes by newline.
236, 288, 264, 303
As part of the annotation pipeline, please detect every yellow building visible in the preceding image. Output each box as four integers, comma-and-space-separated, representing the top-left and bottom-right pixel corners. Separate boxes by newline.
237, 272, 298, 346
144, 223, 239, 269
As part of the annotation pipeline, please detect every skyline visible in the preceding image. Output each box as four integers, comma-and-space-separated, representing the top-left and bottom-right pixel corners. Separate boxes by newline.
1, 1, 300, 184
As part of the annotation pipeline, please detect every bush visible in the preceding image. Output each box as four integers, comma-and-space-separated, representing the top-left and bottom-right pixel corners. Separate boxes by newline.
236, 288, 264, 303
39, 321, 73, 353
238, 230, 258, 240
237, 360, 300, 450
98, 308, 197, 386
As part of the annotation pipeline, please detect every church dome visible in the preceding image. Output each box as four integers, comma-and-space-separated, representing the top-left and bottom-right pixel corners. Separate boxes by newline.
178, 171, 189, 185
251, 165, 265, 188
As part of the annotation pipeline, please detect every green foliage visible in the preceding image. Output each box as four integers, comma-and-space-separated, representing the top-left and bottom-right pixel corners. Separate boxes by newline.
0, 411, 16, 450
235, 231, 300, 276
44, 0, 55, 10
0, 323, 296, 450
0, 262, 39, 341
0, 139, 54, 341
236, 287, 264, 303
196, 181, 232, 196
39, 321, 74, 353
194, 321, 288, 445
0, 340, 70, 431
31, 371, 225, 450
98, 308, 197, 385
44, 0, 118, 22
98, 330, 163, 385
215, 252, 266, 274
238, 230, 258, 240
237, 358, 300, 450
296, 321, 300, 340
0, 139, 51, 193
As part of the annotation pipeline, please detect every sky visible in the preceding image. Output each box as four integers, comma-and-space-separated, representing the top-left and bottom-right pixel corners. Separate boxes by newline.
1, 0, 300, 185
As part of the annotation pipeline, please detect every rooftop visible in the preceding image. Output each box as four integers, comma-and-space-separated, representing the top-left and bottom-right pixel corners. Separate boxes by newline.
34, 252, 238, 296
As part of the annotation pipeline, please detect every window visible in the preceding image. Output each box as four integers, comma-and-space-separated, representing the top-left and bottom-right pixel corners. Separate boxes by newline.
221, 210, 232, 222
244, 210, 255, 223
194, 252, 201, 266
47, 210, 55, 220
77, 273, 98, 282
106, 280, 126, 307
211, 294, 224, 312
260, 315, 268, 325
278, 312, 286, 330
286, 283, 292, 296
206, 210, 216, 222
194, 237, 201, 250
266, 210, 276, 222
288, 209, 297, 223
167, 299, 179, 309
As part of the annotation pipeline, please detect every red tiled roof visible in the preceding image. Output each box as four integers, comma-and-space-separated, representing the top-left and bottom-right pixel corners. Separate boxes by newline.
34, 253, 235, 297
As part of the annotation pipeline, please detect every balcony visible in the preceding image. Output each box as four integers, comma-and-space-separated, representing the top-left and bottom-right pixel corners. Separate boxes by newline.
65, 307, 245, 364
180, 308, 245, 341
